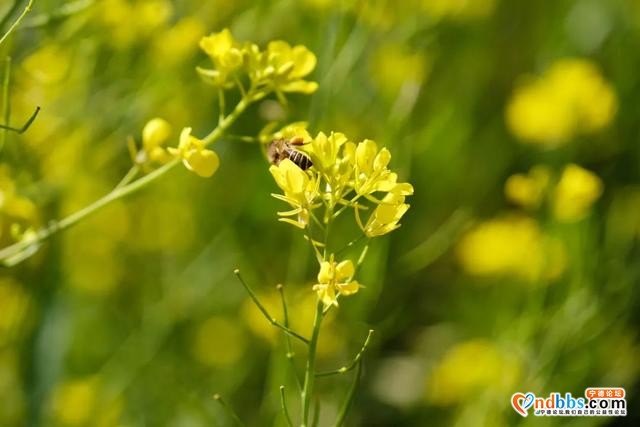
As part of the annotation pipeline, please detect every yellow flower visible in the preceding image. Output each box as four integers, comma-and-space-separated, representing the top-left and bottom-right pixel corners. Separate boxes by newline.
269, 159, 318, 228
197, 29, 244, 88
312, 258, 361, 307
506, 58, 617, 146
552, 164, 603, 222
307, 131, 349, 173
426, 339, 520, 406
363, 200, 410, 237
370, 42, 430, 98
168, 128, 220, 177
504, 165, 551, 210
420, 0, 497, 21
191, 316, 247, 367
353, 139, 400, 194
456, 215, 566, 282
50, 377, 98, 426
141, 118, 172, 164
249, 40, 318, 94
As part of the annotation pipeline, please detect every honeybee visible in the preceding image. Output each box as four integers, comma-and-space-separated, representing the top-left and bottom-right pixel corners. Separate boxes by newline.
267, 137, 313, 170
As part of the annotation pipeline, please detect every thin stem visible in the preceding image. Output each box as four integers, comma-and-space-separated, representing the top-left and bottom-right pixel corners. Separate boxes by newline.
0, 0, 35, 47
335, 233, 367, 256
0, 105, 40, 134
21, 0, 94, 29
331, 361, 362, 427
279, 386, 294, 427
0, 91, 254, 265
218, 88, 225, 126
114, 165, 140, 189
301, 300, 324, 427
304, 228, 323, 264
1, 57, 10, 154
213, 394, 244, 426
277, 284, 302, 392
332, 193, 363, 219
316, 330, 373, 377
234, 270, 309, 345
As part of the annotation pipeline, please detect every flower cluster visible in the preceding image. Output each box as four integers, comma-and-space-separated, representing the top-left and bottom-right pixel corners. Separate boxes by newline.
198, 29, 318, 97
505, 163, 603, 222
268, 128, 413, 306
506, 58, 617, 146
135, 118, 219, 178
269, 130, 414, 237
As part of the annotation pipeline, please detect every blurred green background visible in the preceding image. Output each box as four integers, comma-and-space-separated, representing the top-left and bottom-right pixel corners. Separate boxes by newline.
0, 0, 639, 426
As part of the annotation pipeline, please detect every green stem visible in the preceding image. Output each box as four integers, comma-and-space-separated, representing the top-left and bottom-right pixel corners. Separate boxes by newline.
331, 361, 362, 427
278, 284, 302, 391
0, 0, 34, 47
0, 93, 253, 265
315, 330, 373, 377
114, 165, 140, 189
280, 386, 294, 427
301, 300, 324, 427
213, 394, 244, 426
1, 57, 10, 155
234, 270, 309, 345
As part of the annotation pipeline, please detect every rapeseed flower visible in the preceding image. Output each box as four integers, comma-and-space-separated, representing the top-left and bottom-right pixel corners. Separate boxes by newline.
313, 257, 361, 307
168, 128, 220, 177
507, 58, 617, 146
248, 41, 318, 95
552, 164, 603, 222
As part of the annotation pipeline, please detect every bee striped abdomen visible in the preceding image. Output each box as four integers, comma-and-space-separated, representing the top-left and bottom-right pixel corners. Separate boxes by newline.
285, 148, 313, 170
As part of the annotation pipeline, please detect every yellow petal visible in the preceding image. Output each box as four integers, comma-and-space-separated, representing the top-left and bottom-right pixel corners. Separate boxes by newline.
280, 80, 319, 94
338, 280, 361, 296
317, 261, 333, 284
291, 45, 317, 78
374, 148, 391, 170
184, 149, 220, 177
335, 260, 354, 281
280, 159, 308, 194
142, 118, 171, 150
356, 139, 378, 174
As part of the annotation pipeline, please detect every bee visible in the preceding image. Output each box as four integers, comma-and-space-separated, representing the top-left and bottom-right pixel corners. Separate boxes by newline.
267, 137, 313, 170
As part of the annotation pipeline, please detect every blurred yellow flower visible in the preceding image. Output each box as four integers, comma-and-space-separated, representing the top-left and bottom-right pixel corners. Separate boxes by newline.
370, 43, 430, 98
0, 167, 38, 237
22, 43, 72, 84
168, 128, 220, 177
153, 17, 206, 65
426, 339, 520, 405
241, 290, 344, 359
506, 58, 617, 146
248, 40, 319, 94
141, 117, 172, 164
420, 0, 497, 20
456, 215, 566, 282
198, 29, 244, 88
552, 164, 603, 222
313, 258, 361, 307
50, 377, 98, 426
98, 0, 173, 49
504, 165, 551, 209
191, 316, 247, 367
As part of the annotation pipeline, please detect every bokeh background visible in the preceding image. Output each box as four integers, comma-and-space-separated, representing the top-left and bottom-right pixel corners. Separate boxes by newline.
1, 0, 639, 426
